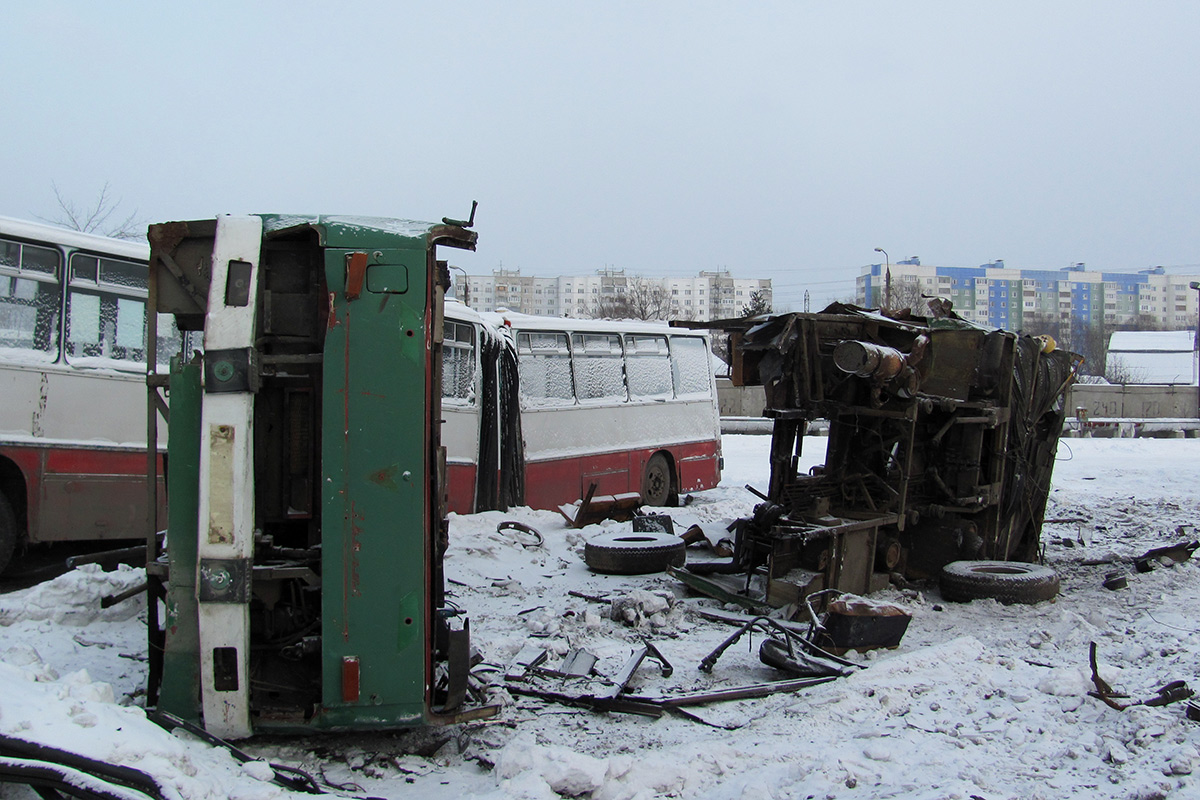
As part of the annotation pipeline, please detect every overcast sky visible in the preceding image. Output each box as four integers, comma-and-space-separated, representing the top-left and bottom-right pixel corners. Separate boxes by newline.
4, 2, 1199, 310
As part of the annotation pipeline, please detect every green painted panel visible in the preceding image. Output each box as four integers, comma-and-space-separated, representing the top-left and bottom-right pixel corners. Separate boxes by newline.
319, 244, 430, 727
159, 359, 203, 721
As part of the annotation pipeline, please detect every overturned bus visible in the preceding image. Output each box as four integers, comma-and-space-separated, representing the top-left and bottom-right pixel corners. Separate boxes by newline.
143, 211, 493, 737
680, 303, 1082, 604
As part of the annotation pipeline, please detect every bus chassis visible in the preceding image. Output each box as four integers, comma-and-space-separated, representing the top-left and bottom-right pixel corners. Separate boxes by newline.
685, 304, 1082, 604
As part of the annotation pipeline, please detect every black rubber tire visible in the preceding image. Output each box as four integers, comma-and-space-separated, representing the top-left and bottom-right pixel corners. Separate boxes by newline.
584, 532, 686, 575
0, 494, 17, 576
940, 560, 1060, 605
640, 453, 673, 507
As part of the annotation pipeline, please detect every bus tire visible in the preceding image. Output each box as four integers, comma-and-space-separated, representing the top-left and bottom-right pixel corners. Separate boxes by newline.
584, 532, 686, 575
640, 453, 673, 507
939, 560, 1059, 605
0, 494, 16, 575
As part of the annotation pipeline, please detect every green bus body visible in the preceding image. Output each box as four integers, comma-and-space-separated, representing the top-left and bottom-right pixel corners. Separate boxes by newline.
147, 213, 483, 733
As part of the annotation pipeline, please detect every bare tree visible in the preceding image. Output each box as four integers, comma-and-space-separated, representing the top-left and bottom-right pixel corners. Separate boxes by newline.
887, 276, 928, 315
38, 182, 143, 240
590, 277, 679, 321
1104, 355, 1146, 385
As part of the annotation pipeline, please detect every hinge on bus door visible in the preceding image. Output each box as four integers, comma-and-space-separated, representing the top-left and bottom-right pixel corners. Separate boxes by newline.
203, 348, 259, 394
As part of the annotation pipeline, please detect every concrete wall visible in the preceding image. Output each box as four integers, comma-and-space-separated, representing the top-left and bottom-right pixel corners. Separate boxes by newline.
1065, 384, 1199, 419
720, 378, 1200, 423
716, 378, 766, 418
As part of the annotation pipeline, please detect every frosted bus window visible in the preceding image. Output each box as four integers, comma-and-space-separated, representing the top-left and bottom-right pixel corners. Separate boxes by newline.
671, 336, 712, 397
0, 238, 62, 358
116, 298, 144, 348
17, 244, 58, 276
0, 277, 60, 357
442, 319, 477, 403
69, 293, 102, 350
156, 312, 185, 367
518, 331, 574, 406
100, 258, 147, 290
571, 333, 626, 403
625, 334, 672, 400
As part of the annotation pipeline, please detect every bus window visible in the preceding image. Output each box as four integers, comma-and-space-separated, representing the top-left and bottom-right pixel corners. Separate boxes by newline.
443, 319, 477, 403
625, 334, 672, 400
571, 332, 627, 403
0, 238, 61, 358
670, 336, 712, 397
65, 252, 150, 367
517, 331, 574, 406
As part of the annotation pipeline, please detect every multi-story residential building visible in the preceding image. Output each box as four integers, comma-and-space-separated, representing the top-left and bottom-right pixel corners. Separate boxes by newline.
460, 268, 771, 321
857, 258, 1200, 331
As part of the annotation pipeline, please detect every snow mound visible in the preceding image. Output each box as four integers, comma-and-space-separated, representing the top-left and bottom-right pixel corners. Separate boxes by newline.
0, 564, 146, 625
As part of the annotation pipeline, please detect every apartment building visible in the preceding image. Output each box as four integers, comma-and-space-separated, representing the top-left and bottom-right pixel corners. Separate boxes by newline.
857, 259, 1200, 330
460, 268, 771, 321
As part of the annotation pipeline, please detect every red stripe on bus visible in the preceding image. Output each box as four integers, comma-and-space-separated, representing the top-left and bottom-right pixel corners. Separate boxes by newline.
446, 441, 721, 514
44, 448, 151, 475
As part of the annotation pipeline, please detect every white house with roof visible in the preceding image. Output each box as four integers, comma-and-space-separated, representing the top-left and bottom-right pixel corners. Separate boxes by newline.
1105, 330, 1198, 385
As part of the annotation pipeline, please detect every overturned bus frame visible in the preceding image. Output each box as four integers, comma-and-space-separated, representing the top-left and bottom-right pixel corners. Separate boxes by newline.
144, 212, 491, 736
681, 304, 1082, 602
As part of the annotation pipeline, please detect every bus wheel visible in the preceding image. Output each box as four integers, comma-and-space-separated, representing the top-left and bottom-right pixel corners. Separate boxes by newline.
641, 454, 673, 507
584, 532, 686, 575
0, 494, 16, 575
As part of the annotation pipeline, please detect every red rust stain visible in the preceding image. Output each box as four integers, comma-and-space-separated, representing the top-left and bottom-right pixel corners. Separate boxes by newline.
327, 292, 340, 330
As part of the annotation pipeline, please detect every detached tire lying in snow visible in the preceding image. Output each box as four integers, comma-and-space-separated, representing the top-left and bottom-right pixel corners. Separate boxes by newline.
584, 532, 686, 575
940, 560, 1060, 605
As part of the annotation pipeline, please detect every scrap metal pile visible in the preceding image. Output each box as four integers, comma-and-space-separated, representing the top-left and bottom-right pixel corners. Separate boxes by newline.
680, 303, 1083, 606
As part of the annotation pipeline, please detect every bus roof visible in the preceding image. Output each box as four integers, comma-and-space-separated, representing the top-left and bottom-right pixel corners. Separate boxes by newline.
0, 215, 149, 261
463, 305, 708, 338
259, 214, 478, 251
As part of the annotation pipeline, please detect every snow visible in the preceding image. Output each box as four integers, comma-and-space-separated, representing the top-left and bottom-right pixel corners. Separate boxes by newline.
3, 437, 1200, 798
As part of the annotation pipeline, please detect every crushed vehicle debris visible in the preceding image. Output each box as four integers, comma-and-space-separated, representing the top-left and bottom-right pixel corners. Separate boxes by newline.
675, 303, 1083, 609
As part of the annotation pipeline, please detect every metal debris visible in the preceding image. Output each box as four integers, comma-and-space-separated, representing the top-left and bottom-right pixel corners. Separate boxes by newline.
1089, 642, 1193, 711
1134, 540, 1199, 573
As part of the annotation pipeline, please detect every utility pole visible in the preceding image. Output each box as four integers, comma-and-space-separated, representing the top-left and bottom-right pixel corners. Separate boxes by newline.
804, 290, 810, 313
874, 247, 891, 310
1191, 281, 1200, 418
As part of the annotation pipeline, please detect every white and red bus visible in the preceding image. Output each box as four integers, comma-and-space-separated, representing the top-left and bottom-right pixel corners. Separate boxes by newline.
441, 301, 722, 514
0, 217, 183, 572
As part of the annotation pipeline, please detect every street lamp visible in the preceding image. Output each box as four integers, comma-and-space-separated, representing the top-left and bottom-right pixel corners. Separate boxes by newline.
450, 265, 470, 307
1190, 281, 1200, 418
874, 247, 891, 310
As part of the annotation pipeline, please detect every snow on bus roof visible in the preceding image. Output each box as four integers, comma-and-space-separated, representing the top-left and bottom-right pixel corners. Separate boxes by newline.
260, 214, 440, 240
461, 306, 708, 338
0, 215, 149, 261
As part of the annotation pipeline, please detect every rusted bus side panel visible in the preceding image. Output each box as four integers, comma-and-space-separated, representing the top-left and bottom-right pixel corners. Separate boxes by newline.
520, 441, 721, 512
0, 443, 166, 544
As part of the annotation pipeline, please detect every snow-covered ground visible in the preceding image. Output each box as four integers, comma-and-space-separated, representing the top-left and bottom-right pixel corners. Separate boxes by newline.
2, 436, 1200, 799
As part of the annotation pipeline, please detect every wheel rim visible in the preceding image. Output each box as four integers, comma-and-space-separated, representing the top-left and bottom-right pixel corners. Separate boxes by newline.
642, 456, 670, 505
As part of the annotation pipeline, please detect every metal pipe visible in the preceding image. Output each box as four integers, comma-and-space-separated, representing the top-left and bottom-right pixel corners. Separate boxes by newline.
833, 340, 906, 379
